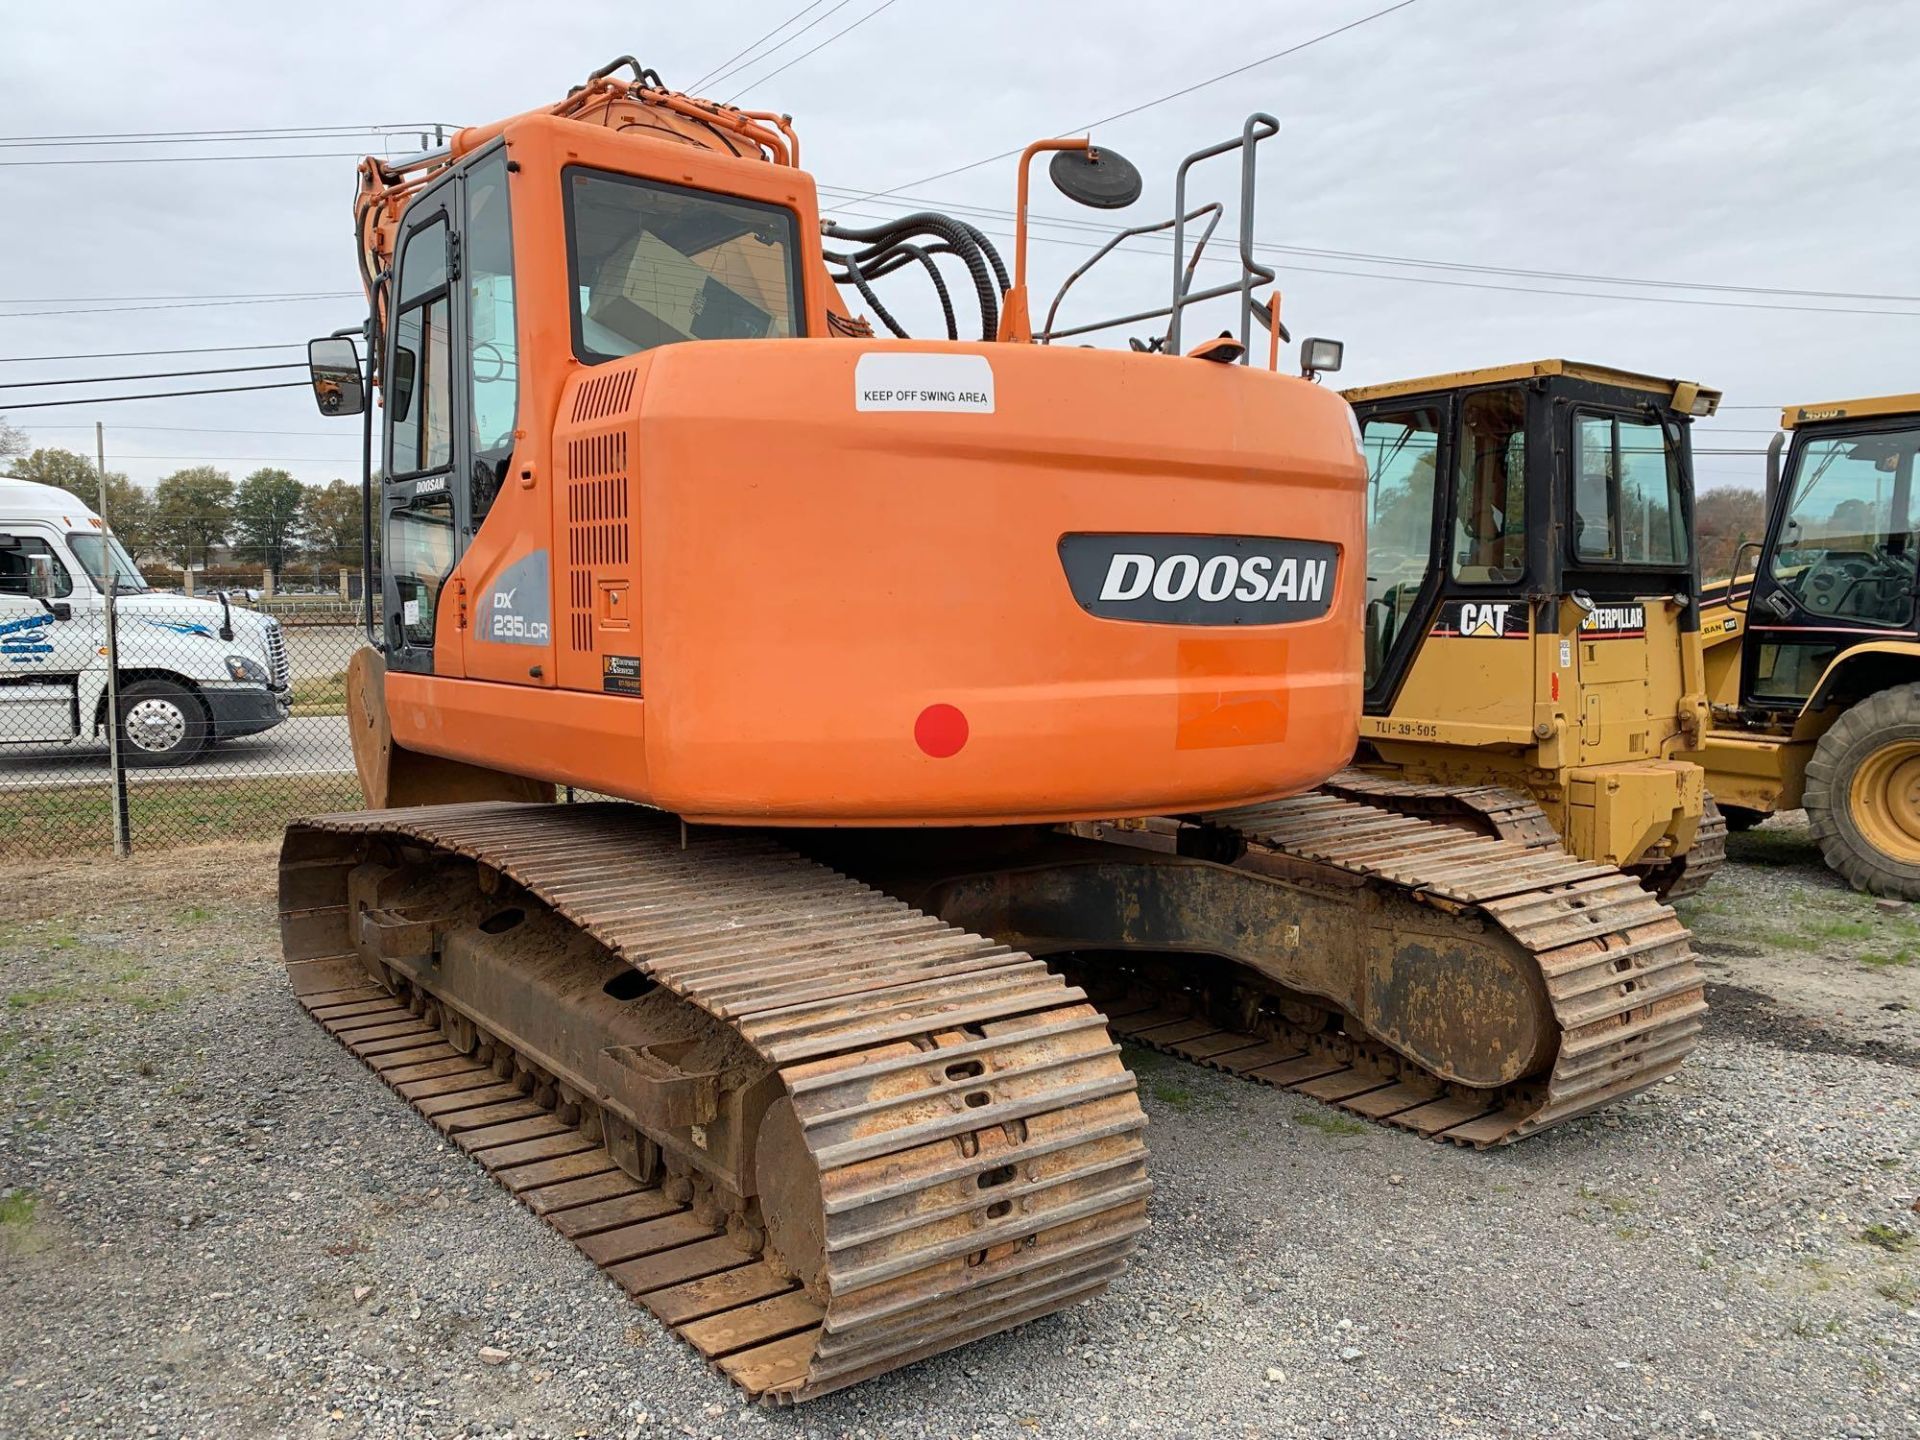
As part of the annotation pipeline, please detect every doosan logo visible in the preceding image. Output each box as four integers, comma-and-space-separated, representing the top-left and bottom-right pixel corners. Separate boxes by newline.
1098, 552, 1329, 605
1058, 534, 1341, 627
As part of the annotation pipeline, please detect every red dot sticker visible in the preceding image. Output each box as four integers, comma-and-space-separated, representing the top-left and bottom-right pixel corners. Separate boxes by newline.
914, 703, 969, 758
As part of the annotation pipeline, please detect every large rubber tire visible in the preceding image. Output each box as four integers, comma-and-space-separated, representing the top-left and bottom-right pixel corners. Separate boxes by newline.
116, 678, 210, 768
1802, 684, 1920, 899
1720, 805, 1764, 833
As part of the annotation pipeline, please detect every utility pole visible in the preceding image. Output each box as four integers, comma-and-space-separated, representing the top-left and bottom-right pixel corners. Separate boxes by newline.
97, 421, 130, 857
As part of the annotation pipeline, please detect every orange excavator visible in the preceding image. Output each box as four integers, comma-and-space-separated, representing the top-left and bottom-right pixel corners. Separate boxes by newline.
280, 57, 1703, 1401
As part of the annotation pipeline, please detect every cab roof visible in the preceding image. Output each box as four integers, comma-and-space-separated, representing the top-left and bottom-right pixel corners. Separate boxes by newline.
0, 475, 102, 528
1781, 393, 1920, 430
1342, 359, 1720, 416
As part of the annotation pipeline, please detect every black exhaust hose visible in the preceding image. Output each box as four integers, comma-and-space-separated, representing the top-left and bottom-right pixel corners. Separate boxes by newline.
826, 214, 997, 339
841, 241, 957, 340
825, 249, 910, 339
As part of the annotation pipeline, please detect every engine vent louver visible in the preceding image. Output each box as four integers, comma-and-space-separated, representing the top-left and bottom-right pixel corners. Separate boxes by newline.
571, 368, 637, 423
565, 431, 630, 654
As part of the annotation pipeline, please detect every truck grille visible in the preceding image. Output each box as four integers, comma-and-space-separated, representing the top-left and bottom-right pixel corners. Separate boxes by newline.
265, 618, 289, 690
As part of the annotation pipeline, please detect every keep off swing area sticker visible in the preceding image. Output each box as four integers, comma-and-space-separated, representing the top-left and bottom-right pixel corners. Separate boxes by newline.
855, 353, 995, 413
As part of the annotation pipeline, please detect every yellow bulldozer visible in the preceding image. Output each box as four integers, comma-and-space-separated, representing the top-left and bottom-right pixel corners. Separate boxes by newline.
1690, 391, 1920, 896
1339, 360, 1725, 899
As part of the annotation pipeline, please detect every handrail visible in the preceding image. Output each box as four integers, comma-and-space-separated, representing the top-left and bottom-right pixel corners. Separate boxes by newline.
1166, 113, 1279, 360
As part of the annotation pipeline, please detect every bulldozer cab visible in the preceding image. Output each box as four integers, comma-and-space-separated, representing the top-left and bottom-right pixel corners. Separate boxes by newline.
1340, 362, 1720, 876
1345, 361, 1714, 719
1733, 395, 1920, 711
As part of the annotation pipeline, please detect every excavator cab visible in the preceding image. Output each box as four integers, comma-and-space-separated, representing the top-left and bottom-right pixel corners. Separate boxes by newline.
1341, 361, 1722, 891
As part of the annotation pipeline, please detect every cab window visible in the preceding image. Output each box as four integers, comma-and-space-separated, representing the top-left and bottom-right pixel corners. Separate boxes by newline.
389, 217, 453, 478
1452, 388, 1526, 583
1361, 407, 1441, 688
565, 169, 801, 363
0, 535, 74, 598
465, 150, 517, 524
1573, 413, 1687, 566
1767, 425, 1920, 625
388, 495, 456, 649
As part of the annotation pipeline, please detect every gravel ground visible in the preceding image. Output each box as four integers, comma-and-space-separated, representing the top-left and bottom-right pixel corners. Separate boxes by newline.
2, 822, 1917, 1440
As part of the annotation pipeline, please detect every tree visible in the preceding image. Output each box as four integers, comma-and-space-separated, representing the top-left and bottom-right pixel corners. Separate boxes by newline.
152, 466, 235, 573
232, 466, 307, 577
0, 416, 24, 459
300, 478, 365, 566
8, 447, 155, 557
1695, 484, 1769, 581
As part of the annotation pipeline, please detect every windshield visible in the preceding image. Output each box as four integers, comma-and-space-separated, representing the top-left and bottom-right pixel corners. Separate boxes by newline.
1768, 424, 1920, 624
67, 531, 149, 592
565, 168, 801, 363
1571, 412, 1689, 567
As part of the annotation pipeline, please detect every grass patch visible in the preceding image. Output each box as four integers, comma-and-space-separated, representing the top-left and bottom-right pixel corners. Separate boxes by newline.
1293, 1110, 1369, 1137
1786, 1313, 1844, 1338
1859, 1223, 1916, 1254
1805, 919, 1875, 942
0, 773, 362, 858
1875, 1274, 1917, 1306
289, 669, 349, 717
1149, 1080, 1194, 1112
7, 984, 84, 1010
1859, 949, 1916, 968
0, 1190, 43, 1256
1577, 1183, 1639, 1217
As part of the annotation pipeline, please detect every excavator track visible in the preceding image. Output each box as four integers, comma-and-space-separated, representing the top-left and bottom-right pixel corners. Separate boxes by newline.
1323, 770, 1729, 901
280, 803, 1149, 1404
1053, 793, 1708, 1146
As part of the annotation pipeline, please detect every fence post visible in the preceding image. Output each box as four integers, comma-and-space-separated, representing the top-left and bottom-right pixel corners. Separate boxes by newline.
97, 421, 131, 857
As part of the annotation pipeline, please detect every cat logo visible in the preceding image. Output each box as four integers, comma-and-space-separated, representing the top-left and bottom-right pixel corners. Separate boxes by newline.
1460, 602, 1514, 637
1433, 600, 1528, 638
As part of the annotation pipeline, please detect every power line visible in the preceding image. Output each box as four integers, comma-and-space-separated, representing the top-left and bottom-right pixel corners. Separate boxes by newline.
0, 151, 377, 168
816, 184, 1920, 307
724, 0, 905, 103
59, 453, 358, 463
0, 380, 308, 411
2, 293, 359, 319
0, 343, 305, 364
821, 191, 1920, 319
692, 0, 840, 92
0, 289, 352, 306
21, 423, 340, 437
0, 361, 306, 392
0, 123, 444, 145
837, 0, 1420, 206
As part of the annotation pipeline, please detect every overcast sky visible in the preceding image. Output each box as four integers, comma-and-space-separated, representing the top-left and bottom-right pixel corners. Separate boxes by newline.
2, 0, 1915, 497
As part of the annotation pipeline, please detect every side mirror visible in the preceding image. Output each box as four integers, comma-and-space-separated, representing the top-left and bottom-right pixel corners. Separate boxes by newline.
1300, 337, 1344, 380
27, 553, 55, 601
307, 336, 365, 418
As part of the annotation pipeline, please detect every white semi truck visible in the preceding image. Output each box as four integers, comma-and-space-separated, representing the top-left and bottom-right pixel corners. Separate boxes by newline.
0, 475, 289, 765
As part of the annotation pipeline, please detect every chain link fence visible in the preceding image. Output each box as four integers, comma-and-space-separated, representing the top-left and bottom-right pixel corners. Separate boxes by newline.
1, 552, 370, 858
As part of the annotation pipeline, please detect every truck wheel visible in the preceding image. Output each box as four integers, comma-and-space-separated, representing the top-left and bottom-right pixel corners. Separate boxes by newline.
117, 679, 210, 767
1803, 684, 1920, 899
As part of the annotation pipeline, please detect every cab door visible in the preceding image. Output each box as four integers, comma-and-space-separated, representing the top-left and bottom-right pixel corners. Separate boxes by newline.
1355, 401, 1448, 711
0, 532, 96, 740
381, 183, 464, 676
